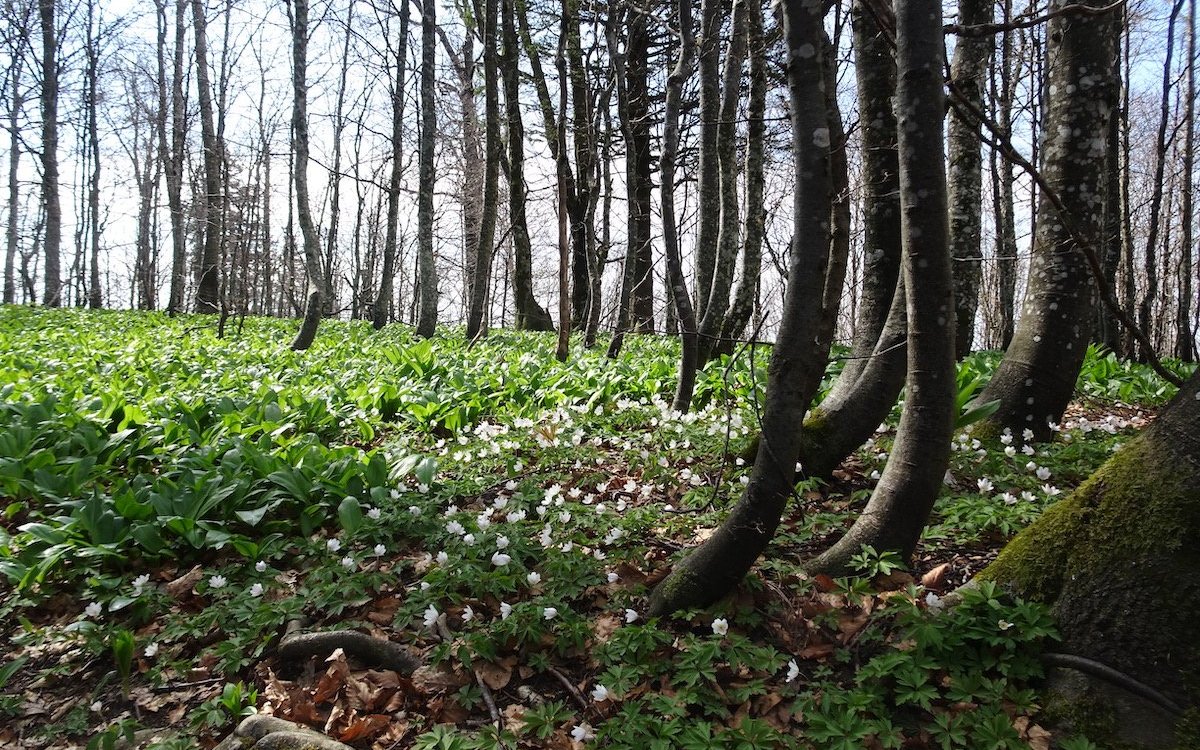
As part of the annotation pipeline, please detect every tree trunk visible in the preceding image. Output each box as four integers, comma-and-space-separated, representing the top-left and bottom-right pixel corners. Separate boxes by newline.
627, 4, 654, 334
662, 0, 699, 411
992, 0, 1018, 349
415, 0, 438, 339
288, 0, 323, 351
696, 0, 748, 364
501, 0, 553, 332
947, 0, 990, 358
980, 370, 1200, 746
191, 0, 223, 314
38, 0, 61, 308
647, 0, 834, 616
1176, 0, 1196, 361
973, 0, 1119, 442
373, 7, 409, 330
716, 0, 766, 354
164, 0, 188, 315
564, 0, 594, 330
807, 0, 954, 574
692, 0, 722, 324
85, 0, 102, 310
466, 0, 502, 340
4, 2, 29, 306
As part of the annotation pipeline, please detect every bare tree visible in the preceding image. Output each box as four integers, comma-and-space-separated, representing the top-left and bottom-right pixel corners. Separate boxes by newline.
38, 0, 62, 307
3, 0, 34, 306
415, 0, 438, 339
288, 0, 323, 350
191, 0, 223, 313
373, 3, 410, 330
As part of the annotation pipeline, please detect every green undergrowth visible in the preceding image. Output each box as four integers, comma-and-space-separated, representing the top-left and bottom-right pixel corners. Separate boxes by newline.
0, 307, 1186, 749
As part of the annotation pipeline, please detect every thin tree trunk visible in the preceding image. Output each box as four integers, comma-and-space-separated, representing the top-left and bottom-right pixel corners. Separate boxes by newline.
374, 6, 409, 330
554, 9, 571, 362
662, 0, 699, 411
322, 0, 355, 318
38, 0, 61, 308
4, 4, 28, 306
947, 0, 990, 358
564, 0, 593, 329
164, 0, 188, 315
466, 0, 502, 339
288, 0, 323, 350
501, 0, 553, 331
191, 0, 223, 313
993, 0, 1018, 349
1176, 0, 1196, 361
85, 0, 103, 310
415, 0, 438, 338
627, 3, 654, 334
647, 0, 834, 615
807, 0, 954, 574
692, 0, 722, 324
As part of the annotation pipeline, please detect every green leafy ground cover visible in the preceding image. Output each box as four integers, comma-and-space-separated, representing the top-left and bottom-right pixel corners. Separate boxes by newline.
0, 306, 1191, 749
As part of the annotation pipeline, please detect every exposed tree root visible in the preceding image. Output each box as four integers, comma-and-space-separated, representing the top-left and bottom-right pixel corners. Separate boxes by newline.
277, 623, 419, 675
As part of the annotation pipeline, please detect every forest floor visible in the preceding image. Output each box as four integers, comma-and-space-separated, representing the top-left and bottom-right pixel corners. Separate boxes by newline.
0, 307, 1190, 750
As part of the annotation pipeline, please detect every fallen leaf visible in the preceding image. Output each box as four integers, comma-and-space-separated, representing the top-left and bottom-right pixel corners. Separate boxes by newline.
812, 574, 838, 593
591, 614, 621, 644
164, 565, 204, 598
411, 664, 470, 693
475, 660, 513, 691
920, 563, 951, 590
338, 713, 391, 742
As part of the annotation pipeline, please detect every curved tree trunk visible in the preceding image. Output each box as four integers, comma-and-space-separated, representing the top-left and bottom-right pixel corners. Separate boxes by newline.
662, 0, 699, 411
821, 0, 901, 401
415, 0, 438, 339
288, 0, 323, 351
807, 0, 955, 575
947, 0, 991, 358
980, 370, 1200, 746
647, 0, 834, 616
973, 0, 1119, 442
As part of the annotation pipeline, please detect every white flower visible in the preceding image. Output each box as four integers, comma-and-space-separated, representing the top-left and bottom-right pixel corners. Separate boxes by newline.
326, 538, 342, 553
1021, 491, 1037, 503
249, 583, 264, 597
1042, 484, 1062, 497
1004, 446, 1017, 457
90, 701, 102, 713
543, 607, 559, 620
408, 505, 422, 516
209, 575, 227, 589
367, 507, 382, 520
1022, 444, 1036, 456
132, 574, 151, 594
417, 483, 430, 493
462, 605, 475, 622
143, 642, 159, 657
1036, 466, 1052, 481
255, 561, 268, 573
446, 520, 466, 536
591, 684, 610, 702
506, 509, 527, 523
1000, 432, 1013, 445
341, 555, 356, 569
1026, 461, 1038, 472
527, 572, 542, 586
85, 602, 103, 618
976, 477, 994, 493
570, 723, 595, 742
1022, 428, 1035, 441
998, 619, 1014, 631
500, 602, 513, 620
423, 605, 440, 629
436, 551, 449, 565
925, 592, 944, 611
785, 659, 800, 683
496, 535, 510, 549
711, 617, 729, 636
374, 543, 387, 556
1000, 492, 1018, 506
463, 533, 477, 546
624, 608, 639, 624
607, 572, 619, 583
491, 552, 512, 567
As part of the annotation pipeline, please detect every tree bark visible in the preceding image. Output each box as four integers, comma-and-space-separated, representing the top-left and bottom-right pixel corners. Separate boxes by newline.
662, 0, 699, 411
191, 0, 223, 314
288, 0, 323, 351
84, 0, 102, 310
692, 0, 722, 324
465, 0, 502, 340
373, 5, 410, 330
973, 0, 1119, 442
415, 0, 438, 339
980, 370, 1200, 745
164, 0, 188, 315
3, 1, 30, 306
38, 0, 61, 308
1176, 0, 1196, 361
947, 0, 991, 358
647, 0, 834, 616
501, 0, 554, 332
807, 0, 955, 574
696, 0, 748, 364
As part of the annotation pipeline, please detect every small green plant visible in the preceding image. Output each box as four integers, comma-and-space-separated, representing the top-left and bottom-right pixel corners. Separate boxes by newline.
848, 544, 906, 578
192, 681, 257, 731
110, 628, 135, 694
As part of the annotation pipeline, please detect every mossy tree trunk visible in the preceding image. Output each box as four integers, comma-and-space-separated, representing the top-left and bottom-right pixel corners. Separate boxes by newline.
647, 0, 834, 617
980, 370, 1200, 744
973, 0, 1118, 441
806, 0, 955, 575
